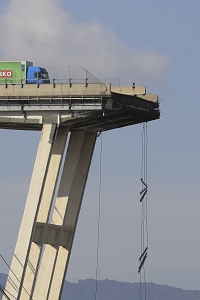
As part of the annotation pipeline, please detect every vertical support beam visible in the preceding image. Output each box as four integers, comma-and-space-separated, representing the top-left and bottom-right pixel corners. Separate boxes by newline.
19, 127, 69, 300
3, 124, 62, 300
3, 129, 96, 300
52, 132, 97, 300
33, 131, 96, 300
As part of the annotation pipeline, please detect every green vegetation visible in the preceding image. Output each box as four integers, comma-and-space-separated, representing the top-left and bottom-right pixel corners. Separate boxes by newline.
1, 274, 200, 300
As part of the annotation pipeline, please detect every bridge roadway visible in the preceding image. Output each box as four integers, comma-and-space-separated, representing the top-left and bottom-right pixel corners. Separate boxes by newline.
1, 82, 160, 300
0, 82, 159, 131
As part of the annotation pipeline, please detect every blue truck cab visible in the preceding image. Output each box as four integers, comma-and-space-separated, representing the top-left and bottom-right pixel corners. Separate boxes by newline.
27, 66, 50, 84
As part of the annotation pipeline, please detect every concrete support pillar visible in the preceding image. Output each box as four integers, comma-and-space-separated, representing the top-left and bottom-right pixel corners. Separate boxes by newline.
18, 126, 69, 300
33, 131, 96, 300
3, 123, 58, 300
3, 126, 96, 300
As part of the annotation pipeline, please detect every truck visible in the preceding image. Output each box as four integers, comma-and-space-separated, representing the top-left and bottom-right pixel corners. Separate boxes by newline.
0, 61, 50, 84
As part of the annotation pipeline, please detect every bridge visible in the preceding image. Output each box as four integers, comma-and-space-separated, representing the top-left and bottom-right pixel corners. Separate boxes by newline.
0, 82, 159, 131
0, 72, 159, 300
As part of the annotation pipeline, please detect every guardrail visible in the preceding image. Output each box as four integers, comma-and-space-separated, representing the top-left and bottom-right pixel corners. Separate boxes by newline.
0, 65, 121, 87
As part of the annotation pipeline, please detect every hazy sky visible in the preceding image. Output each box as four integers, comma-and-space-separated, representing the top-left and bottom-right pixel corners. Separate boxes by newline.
0, 0, 200, 292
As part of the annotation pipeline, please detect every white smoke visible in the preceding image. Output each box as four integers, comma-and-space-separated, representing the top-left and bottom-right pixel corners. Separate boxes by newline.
0, 0, 170, 85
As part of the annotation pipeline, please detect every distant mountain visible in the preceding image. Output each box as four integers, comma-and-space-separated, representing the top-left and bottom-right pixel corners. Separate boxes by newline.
1, 273, 200, 300
63, 280, 200, 300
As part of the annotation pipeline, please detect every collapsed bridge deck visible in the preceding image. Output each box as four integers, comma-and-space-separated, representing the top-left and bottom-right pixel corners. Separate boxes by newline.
0, 83, 160, 132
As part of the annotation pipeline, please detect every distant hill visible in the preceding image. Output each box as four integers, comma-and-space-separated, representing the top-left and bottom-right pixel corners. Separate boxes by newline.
1, 273, 200, 300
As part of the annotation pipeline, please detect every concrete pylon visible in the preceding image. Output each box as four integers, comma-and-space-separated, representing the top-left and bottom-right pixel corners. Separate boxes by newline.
3, 124, 96, 300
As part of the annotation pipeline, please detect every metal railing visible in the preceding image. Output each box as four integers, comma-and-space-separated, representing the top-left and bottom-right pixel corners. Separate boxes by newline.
0, 65, 120, 86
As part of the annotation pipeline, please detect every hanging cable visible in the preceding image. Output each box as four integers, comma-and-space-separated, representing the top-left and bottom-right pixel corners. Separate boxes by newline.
0, 284, 17, 300
0, 254, 33, 300
7, 277, 19, 294
95, 132, 103, 300
138, 122, 148, 300
0, 285, 11, 300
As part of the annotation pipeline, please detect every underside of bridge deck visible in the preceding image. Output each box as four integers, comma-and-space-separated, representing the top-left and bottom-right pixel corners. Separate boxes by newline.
0, 83, 160, 131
